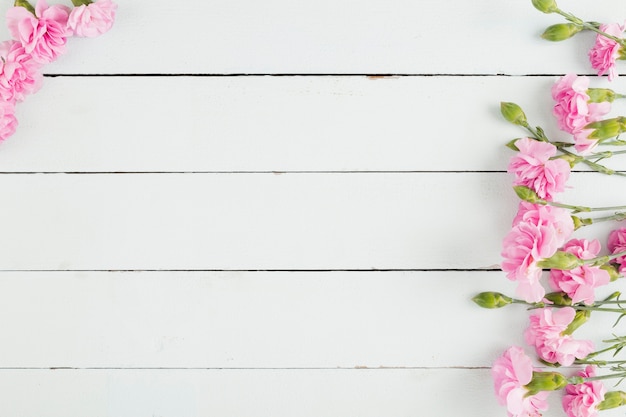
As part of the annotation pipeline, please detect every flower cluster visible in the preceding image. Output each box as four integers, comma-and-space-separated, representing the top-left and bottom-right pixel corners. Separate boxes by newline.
0, 0, 116, 142
474, 2, 626, 416
533, 0, 626, 81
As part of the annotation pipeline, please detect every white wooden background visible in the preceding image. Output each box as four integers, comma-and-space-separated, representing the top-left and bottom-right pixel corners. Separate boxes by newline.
1, 0, 626, 415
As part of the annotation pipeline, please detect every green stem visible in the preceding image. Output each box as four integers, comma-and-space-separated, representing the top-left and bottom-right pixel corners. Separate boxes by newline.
556, 9, 626, 48
543, 200, 626, 213
584, 212, 626, 224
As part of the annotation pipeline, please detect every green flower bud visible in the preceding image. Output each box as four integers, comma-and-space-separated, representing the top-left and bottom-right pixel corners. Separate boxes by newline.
571, 215, 592, 230
513, 185, 540, 203
14, 0, 35, 14
587, 88, 617, 103
541, 23, 582, 41
531, 0, 558, 14
601, 264, 621, 282
472, 292, 513, 309
544, 291, 572, 306
586, 117, 626, 140
501, 102, 528, 126
525, 371, 567, 395
597, 391, 626, 410
562, 309, 590, 335
536, 251, 583, 270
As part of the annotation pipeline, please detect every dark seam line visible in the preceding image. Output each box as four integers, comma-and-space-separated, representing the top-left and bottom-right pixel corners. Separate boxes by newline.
0, 366, 490, 371
41, 73, 610, 78
3, 269, 502, 272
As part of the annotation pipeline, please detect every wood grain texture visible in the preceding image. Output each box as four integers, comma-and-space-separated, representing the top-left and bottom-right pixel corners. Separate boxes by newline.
2, 76, 626, 172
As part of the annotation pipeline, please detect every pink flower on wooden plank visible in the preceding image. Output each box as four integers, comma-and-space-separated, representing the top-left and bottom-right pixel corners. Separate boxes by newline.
504, 203, 574, 303
524, 307, 594, 366
508, 137, 570, 201
6, 0, 71, 64
493, 346, 550, 417
67, 0, 117, 38
608, 228, 626, 274
562, 366, 605, 417
0, 40, 42, 104
589, 22, 625, 81
552, 74, 610, 134
549, 239, 610, 305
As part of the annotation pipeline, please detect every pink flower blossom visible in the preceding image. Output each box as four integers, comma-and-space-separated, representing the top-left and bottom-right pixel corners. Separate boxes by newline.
573, 129, 598, 155
67, 0, 117, 38
608, 228, 626, 273
0, 40, 42, 104
524, 307, 594, 366
0, 102, 18, 142
508, 137, 571, 201
549, 239, 610, 305
552, 74, 611, 134
504, 203, 574, 303
562, 366, 606, 417
6, 0, 71, 64
493, 346, 550, 417
588, 22, 626, 81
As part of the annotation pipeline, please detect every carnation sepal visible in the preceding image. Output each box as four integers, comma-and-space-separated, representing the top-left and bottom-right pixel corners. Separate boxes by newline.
563, 309, 591, 335
524, 371, 567, 395
588, 88, 618, 103
513, 185, 540, 203
586, 117, 626, 140
536, 251, 583, 270
601, 264, 621, 281
71, 0, 93, 6
505, 138, 521, 151
541, 23, 582, 41
544, 291, 572, 306
13, 0, 35, 14
572, 215, 593, 230
597, 391, 626, 410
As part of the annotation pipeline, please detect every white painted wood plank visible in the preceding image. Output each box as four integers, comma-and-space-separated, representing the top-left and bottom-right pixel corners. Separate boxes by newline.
0, 368, 508, 417
0, 271, 520, 368
2, 76, 626, 172
0, 271, 621, 369
1, 369, 624, 417
0, 172, 514, 270
0, 0, 619, 74
1, 172, 624, 270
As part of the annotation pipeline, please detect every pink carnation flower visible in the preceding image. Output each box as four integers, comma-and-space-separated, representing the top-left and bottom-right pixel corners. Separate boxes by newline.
504, 203, 574, 302
608, 228, 626, 273
6, 0, 71, 64
552, 74, 611, 134
524, 307, 594, 366
0, 102, 18, 142
0, 40, 42, 104
508, 137, 571, 201
549, 239, 610, 305
588, 22, 626, 81
493, 346, 550, 417
67, 0, 117, 38
562, 366, 606, 417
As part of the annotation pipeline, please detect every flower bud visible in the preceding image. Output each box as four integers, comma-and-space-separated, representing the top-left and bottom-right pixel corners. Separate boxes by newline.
597, 391, 626, 410
544, 291, 572, 306
513, 185, 540, 203
472, 292, 513, 309
501, 102, 528, 126
587, 88, 617, 103
541, 23, 582, 41
525, 371, 567, 395
562, 309, 590, 335
571, 215, 592, 230
586, 117, 626, 140
531, 0, 558, 13
536, 251, 583, 270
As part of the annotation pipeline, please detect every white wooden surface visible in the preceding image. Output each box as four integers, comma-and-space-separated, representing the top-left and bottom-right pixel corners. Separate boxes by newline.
2, 0, 626, 416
